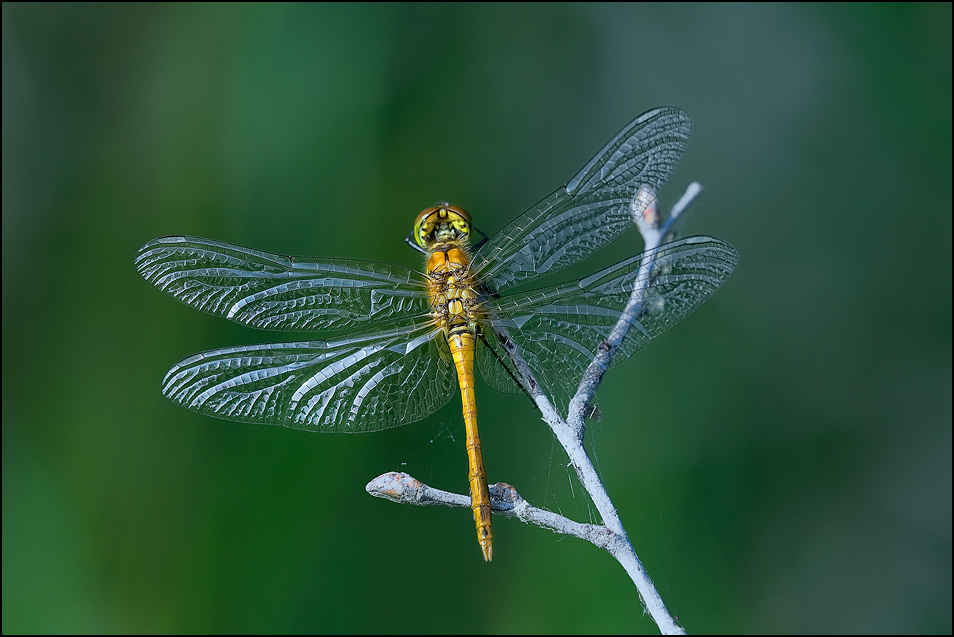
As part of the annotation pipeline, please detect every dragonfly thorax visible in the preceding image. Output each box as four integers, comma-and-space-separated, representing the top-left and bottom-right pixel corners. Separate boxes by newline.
425, 242, 479, 333
413, 203, 472, 249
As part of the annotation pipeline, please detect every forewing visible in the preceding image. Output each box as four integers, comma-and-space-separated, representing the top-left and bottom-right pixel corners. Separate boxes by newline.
162, 325, 457, 432
477, 236, 738, 413
471, 107, 692, 292
136, 236, 429, 332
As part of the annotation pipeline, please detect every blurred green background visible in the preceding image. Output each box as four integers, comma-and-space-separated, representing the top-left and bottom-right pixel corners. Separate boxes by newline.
3, 3, 950, 633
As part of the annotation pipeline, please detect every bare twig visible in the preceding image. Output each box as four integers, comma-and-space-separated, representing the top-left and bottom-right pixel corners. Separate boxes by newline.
367, 472, 627, 553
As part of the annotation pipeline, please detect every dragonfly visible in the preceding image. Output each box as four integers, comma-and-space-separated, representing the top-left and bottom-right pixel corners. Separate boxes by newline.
135, 106, 738, 562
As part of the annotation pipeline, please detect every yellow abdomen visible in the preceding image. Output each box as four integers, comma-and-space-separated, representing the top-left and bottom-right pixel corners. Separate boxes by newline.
426, 244, 493, 561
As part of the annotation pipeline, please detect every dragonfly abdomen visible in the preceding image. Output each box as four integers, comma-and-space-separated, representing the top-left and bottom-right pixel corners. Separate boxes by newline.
447, 329, 493, 561
425, 238, 493, 560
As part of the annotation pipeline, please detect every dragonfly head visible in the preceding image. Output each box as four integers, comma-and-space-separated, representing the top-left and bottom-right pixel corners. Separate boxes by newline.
413, 203, 472, 249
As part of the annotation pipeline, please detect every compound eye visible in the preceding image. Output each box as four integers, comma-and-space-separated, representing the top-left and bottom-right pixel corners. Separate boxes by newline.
412, 204, 471, 248
413, 206, 441, 248
447, 205, 472, 225
416, 222, 432, 247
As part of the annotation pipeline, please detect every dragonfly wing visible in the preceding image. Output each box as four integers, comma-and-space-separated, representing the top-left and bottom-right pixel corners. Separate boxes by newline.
136, 236, 429, 332
472, 107, 692, 292
162, 324, 457, 432
475, 328, 527, 395
477, 236, 738, 413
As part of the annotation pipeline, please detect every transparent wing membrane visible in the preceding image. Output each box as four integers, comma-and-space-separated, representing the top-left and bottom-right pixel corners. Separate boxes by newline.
472, 107, 692, 292
476, 236, 738, 413
139, 107, 736, 439
136, 236, 430, 333
162, 325, 457, 432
